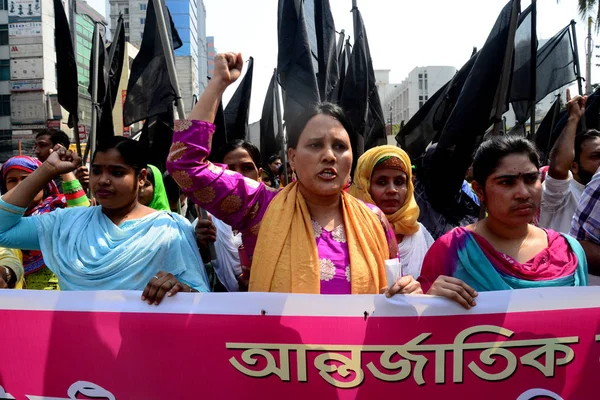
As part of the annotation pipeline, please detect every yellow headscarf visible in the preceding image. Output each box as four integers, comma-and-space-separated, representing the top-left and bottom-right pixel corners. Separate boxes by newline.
249, 182, 391, 294
349, 145, 420, 236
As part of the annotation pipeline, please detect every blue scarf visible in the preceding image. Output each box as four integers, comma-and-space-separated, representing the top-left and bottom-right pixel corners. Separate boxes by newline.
34, 206, 209, 291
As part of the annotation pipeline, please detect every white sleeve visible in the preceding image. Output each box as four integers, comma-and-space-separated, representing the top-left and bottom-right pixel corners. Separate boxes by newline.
541, 172, 572, 212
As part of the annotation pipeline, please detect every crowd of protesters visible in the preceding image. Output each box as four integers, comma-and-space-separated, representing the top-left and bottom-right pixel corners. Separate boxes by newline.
0, 52, 597, 310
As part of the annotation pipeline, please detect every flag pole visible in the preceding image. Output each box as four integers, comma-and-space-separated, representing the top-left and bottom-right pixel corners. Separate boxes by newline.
545, 93, 561, 164
152, 0, 185, 119
88, 22, 101, 164
570, 20, 587, 130
107, 14, 123, 71
274, 69, 289, 186
491, 0, 520, 136
68, 0, 82, 157
529, 0, 537, 139
571, 20, 585, 96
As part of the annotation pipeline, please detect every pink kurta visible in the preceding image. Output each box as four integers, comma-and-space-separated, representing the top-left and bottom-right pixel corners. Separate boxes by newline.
167, 120, 397, 294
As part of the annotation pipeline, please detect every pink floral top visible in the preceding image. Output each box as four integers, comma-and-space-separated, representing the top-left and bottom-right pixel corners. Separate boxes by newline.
167, 120, 397, 294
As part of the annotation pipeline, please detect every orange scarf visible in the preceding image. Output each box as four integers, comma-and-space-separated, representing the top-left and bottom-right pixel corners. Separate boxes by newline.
249, 183, 390, 294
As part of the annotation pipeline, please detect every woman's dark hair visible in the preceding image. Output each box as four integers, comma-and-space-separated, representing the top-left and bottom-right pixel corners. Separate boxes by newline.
216, 140, 262, 167
473, 136, 540, 187
146, 165, 155, 186
268, 154, 281, 164
92, 137, 148, 174
287, 102, 354, 149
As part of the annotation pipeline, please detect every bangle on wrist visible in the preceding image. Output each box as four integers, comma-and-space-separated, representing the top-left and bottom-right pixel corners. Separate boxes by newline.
2, 266, 12, 287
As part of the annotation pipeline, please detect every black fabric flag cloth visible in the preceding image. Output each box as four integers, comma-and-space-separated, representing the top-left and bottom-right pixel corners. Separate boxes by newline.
139, 107, 174, 172
538, 87, 600, 162
507, 4, 535, 122
107, 16, 126, 109
533, 96, 561, 161
340, 6, 386, 165
396, 51, 477, 160
123, 0, 182, 126
314, 0, 338, 102
208, 101, 228, 163
224, 57, 254, 141
260, 70, 282, 167
511, 24, 577, 124
425, 0, 516, 212
53, 0, 78, 130
88, 25, 115, 142
277, 0, 320, 126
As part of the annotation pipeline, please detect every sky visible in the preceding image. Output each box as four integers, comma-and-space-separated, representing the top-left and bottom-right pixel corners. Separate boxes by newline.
87, 0, 600, 122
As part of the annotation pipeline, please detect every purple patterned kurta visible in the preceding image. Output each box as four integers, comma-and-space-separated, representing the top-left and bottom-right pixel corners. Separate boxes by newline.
167, 120, 397, 294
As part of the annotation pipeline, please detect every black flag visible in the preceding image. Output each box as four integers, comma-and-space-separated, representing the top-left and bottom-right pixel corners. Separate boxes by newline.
53, 0, 79, 133
139, 107, 174, 172
511, 24, 577, 124
123, 0, 182, 126
277, 0, 320, 124
533, 96, 561, 161
106, 16, 126, 109
426, 0, 517, 210
340, 6, 386, 164
314, 0, 338, 102
260, 70, 282, 167
224, 57, 254, 141
539, 87, 600, 163
88, 25, 115, 142
208, 101, 228, 163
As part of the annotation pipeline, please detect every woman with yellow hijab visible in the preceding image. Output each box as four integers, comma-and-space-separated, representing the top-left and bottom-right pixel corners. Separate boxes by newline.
167, 52, 423, 296
350, 146, 434, 278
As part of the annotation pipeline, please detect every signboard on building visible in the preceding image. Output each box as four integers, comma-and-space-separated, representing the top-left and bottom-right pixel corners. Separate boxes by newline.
8, 21, 42, 38
10, 92, 46, 124
11, 129, 34, 139
10, 43, 43, 58
78, 125, 87, 141
10, 79, 43, 92
8, 0, 42, 21
47, 94, 62, 120
10, 57, 43, 80
46, 120, 60, 129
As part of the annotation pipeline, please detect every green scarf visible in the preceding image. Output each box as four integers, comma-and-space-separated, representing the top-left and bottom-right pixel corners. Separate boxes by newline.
148, 165, 171, 211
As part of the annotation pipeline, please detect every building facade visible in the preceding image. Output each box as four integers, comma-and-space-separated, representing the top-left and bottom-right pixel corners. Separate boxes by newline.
1, 0, 105, 161
207, 35, 215, 77
385, 66, 457, 126
109, 0, 206, 116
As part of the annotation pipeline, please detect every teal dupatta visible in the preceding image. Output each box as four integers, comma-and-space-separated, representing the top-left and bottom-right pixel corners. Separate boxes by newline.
453, 233, 588, 292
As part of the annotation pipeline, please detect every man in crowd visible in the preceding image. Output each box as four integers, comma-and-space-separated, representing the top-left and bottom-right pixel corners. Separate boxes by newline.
540, 90, 600, 234
571, 167, 600, 276
34, 129, 71, 192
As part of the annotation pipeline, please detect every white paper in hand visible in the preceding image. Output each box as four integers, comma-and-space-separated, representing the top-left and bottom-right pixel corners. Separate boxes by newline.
385, 258, 401, 288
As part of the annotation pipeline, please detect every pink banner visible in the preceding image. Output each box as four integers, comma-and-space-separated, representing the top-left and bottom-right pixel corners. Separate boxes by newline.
1, 288, 599, 399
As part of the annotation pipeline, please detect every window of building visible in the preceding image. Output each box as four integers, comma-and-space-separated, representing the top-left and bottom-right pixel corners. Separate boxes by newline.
418, 74, 423, 79
0, 0, 8, 10
0, 25, 8, 46
419, 101, 424, 108
418, 79, 422, 90
140, 18, 145, 24
125, 35, 130, 41
124, 22, 129, 29
0, 60, 8, 81
0, 95, 10, 116
124, 7, 129, 15
140, 3, 147, 10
